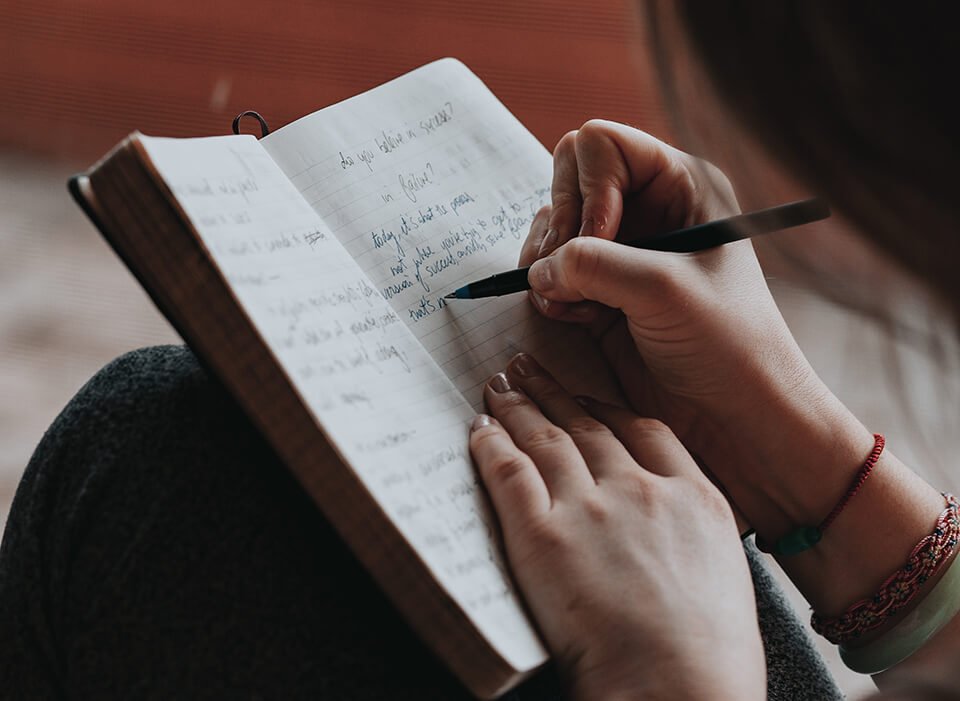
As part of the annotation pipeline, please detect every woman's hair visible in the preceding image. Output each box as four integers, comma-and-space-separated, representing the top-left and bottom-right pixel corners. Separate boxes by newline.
644, 1, 959, 316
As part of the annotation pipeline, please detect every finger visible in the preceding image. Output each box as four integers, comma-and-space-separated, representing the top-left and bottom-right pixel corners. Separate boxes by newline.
518, 205, 570, 319
483, 372, 595, 495
505, 353, 632, 480
470, 414, 551, 528
575, 121, 689, 242
518, 204, 551, 267
545, 130, 582, 255
526, 289, 571, 320
574, 121, 693, 239
530, 299, 618, 329
527, 235, 693, 314
575, 398, 699, 478
529, 299, 624, 337
572, 120, 631, 240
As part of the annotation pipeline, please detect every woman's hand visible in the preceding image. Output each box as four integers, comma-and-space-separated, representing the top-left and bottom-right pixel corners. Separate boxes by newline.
514, 121, 951, 658
470, 353, 765, 701
520, 120, 874, 539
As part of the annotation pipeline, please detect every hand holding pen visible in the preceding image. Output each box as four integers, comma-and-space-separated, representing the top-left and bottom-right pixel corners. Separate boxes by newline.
458, 121, 861, 698
458, 120, 840, 540
444, 198, 829, 300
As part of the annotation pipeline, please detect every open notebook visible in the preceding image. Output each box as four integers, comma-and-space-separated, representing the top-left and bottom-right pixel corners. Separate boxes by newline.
71, 58, 619, 698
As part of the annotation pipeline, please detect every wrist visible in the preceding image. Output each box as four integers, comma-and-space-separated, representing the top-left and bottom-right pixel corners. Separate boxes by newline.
691, 364, 947, 616
692, 360, 874, 540
626, 293, 952, 645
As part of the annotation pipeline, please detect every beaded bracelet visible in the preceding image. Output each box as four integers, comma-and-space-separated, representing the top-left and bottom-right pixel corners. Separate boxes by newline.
812, 492, 960, 644
756, 434, 885, 557
839, 544, 960, 674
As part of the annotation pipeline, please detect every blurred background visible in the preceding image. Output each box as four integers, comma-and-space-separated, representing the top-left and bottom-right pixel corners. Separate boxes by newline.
2, 1, 959, 697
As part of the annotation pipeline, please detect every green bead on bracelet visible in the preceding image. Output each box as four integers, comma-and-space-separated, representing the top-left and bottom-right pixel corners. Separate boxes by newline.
756, 525, 823, 556
756, 434, 886, 558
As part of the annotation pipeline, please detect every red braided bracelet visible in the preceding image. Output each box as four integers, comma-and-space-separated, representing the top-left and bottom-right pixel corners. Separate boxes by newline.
812, 492, 960, 643
820, 434, 885, 531
757, 434, 885, 556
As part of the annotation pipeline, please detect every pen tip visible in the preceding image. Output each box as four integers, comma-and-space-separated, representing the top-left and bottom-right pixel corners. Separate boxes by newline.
445, 285, 471, 299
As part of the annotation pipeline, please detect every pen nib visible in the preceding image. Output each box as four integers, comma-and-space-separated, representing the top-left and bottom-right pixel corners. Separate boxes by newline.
443, 293, 458, 299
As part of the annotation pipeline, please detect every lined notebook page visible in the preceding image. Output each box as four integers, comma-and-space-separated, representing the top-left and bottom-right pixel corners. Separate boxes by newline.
261, 58, 619, 410
138, 134, 547, 671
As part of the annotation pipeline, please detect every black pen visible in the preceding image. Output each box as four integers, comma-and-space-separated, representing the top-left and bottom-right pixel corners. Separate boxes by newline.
443, 198, 830, 300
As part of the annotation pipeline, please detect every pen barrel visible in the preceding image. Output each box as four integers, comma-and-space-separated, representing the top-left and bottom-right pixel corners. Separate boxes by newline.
641, 198, 830, 253
465, 267, 531, 298
451, 198, 829, 299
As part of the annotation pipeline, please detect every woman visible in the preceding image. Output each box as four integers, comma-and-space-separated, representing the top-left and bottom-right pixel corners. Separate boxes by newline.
2, 2, 955, 699
472, 3, 958, 698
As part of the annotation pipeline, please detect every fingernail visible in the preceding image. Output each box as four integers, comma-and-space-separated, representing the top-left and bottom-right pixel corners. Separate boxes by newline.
531, 292, 550, 312
471, 414, 493, 431
510, 352, 540, 377
489, 372, 513, 393
538, 228, 559, 256
528, 258, 554, 292
579, 217, 595, 237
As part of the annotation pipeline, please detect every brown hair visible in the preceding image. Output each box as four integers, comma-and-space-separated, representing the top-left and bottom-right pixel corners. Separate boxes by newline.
644, 1, 959, 315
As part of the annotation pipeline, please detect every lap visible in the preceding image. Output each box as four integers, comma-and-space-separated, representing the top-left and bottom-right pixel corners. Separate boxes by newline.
0, 345, 839, 700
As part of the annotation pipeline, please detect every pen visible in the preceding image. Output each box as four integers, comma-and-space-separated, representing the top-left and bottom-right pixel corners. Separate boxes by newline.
443, 197, 830, 300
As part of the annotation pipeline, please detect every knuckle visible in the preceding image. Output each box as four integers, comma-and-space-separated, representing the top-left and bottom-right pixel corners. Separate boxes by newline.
672, 155, 738, 223
470, 424, 502, 449
580, 494, 611, 524
554, 130, 579, 157
633, 253, 685, 299
628, 417, 675, 440
550, 190, 580, 213
495, 389, 531, 413
694, 478, 731, 516
534, 204, 552, 223
699, 158, 733, 190
676, 155, 700, 197
523, 518, 568, 554
577, 118, 611, 139
691, 157, 738, 208
665, 160, 698, 224
620, 472, 661, 509
485, 453, 530, 484
565, 416, 613, 441
522, 424, 571, 452
562, 237, 602, 285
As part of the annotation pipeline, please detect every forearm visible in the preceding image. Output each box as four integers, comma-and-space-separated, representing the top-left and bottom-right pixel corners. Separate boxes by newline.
694, 360, 947, 619
688, 356, 960, 686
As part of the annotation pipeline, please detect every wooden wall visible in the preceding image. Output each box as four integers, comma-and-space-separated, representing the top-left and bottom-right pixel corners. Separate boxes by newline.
0, 0, 668, 162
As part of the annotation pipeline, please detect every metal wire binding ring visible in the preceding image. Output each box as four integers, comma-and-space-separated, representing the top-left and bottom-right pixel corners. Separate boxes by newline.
231, 111, 270, 138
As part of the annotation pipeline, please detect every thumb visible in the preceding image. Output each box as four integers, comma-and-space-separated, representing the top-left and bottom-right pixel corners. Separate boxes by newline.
528, 237, 689, 313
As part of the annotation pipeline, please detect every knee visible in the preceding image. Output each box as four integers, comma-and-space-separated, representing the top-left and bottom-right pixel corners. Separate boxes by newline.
29, 344, 259, 488
74, 344, 212, 422
16, 344, 278, 543
4, 344, 239, 597
55, 344, 236, 445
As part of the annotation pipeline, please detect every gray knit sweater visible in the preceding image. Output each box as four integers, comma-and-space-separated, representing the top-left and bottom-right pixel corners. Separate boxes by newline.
0, 345, 841, 699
